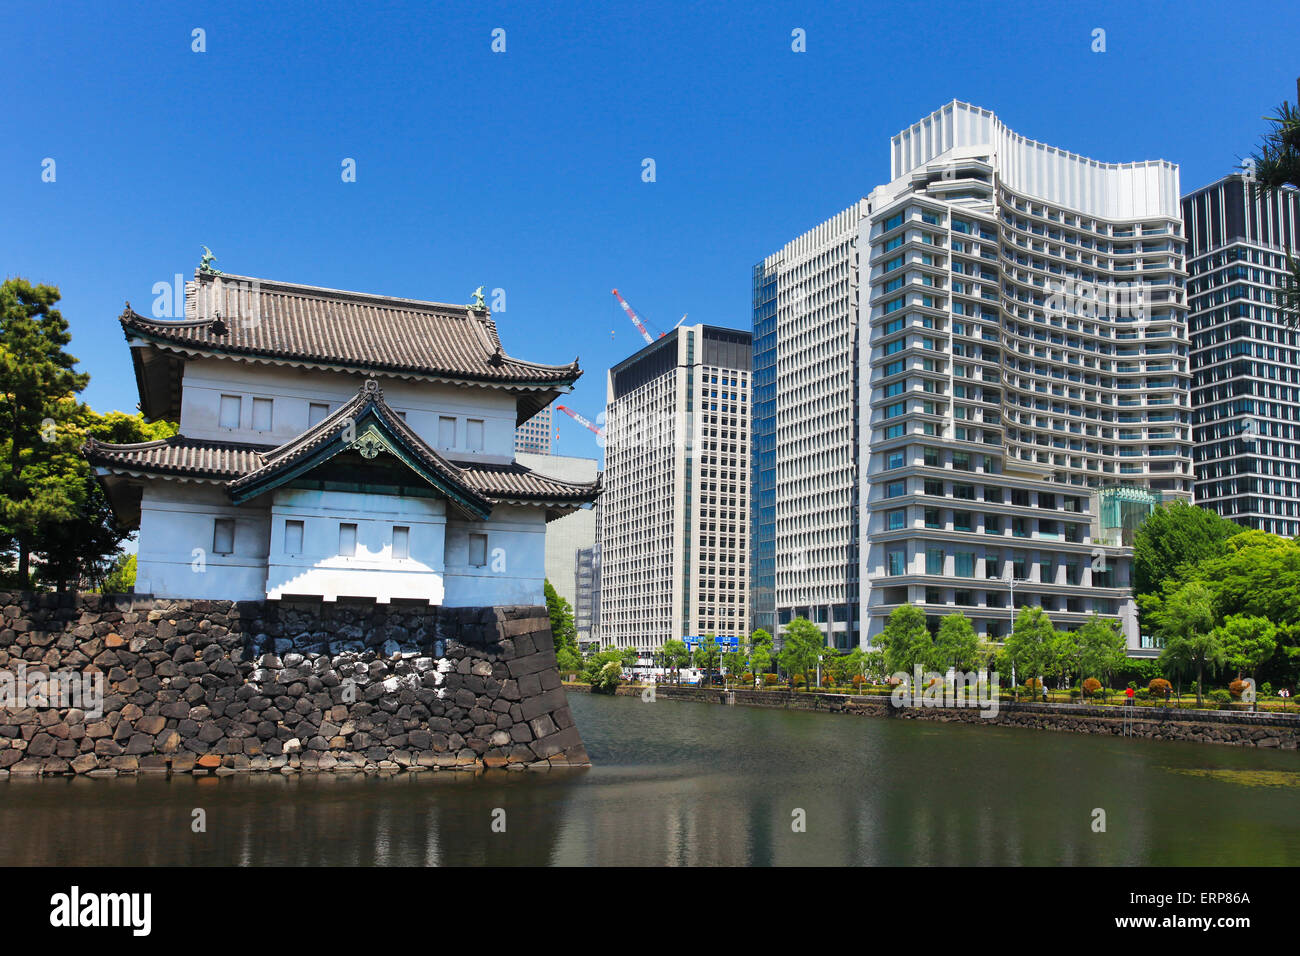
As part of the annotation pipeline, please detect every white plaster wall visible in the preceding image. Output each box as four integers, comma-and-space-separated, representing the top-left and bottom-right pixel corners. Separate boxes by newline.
265, 488, 447, 603
175, 358, 519, 461
135, 481, 270, 600
443, 505, 547, 607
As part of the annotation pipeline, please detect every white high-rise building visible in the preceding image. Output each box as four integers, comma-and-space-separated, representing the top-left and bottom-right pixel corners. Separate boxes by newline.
600, 325, 751, 652
752, 202, 868, 649
860, 101, 1192, 650
755, 101, 1192, 654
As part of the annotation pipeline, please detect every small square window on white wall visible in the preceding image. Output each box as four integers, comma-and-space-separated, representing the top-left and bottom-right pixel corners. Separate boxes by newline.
252, 397, 273, 431
213, 518, 235, 555
339, 523, 357, 557
466, 418, 484, 452
438, 416, 456, 448
219, 395, 241, 429
284, 520, 304, 554
308, 402, 330, 426
392, 526, 409, 560
468, 533, 488, 567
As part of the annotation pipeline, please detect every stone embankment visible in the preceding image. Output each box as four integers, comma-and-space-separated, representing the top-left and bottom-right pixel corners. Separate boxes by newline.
0, 593, 588, 777
570, 683, 1300, 749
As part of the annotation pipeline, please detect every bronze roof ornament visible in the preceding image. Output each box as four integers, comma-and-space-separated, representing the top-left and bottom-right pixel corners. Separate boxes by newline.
199, 246, 222, 276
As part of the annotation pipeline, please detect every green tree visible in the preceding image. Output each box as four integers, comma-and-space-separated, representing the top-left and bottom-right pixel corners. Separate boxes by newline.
0, 279, 91, 586
932, 613, 979, 672
544, 580, 578, 655
100, 553, 136, 593
1216, 614, 1278, 710
1131, 499, 1243, 599
1003, 606, 1057, 693
778, 617, 824, 688
694, 633, 720, 679
582, 647, 625, 685
840, 646, 867, 691
1249, 79, 1300, 325
661, 639, 690, 684
748, 629, 773, 685
1076, 614, 1127, 686
556, 645, 582, 677
37, 407, 174, 592
1152, 581, 1224, 707
876, 605, 932, 678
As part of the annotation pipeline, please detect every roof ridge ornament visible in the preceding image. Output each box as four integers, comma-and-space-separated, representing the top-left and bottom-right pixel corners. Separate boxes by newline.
360, 377, 383, 399
470, 286, 486, 312
199, 246, 222, 276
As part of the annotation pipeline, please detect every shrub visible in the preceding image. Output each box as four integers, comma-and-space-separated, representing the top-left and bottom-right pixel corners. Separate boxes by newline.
1229, 679, 1249, 699
742, 672, 754, 683
1135, 688, 1150, 700
792, 674, 805, 687
763, 673, 779, 686
1148, 678, 1172, 698
852, 674, 866, 688
1082, 678, 1102, 697
1024, 678, 1044, 692
1262, 682, 1274, 697
591, 660, 623, 695
1209, 689, 1232, 704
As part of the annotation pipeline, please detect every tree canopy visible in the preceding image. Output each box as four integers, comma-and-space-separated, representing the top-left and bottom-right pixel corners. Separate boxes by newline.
1131, 499, 1243, 599
0, 279, 176, 590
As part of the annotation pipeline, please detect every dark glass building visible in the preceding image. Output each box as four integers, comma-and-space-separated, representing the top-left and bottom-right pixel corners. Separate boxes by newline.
1183, 173, 1300, 535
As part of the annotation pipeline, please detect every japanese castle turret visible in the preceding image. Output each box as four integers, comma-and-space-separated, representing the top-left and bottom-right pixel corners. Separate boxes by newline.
85, 269, 601, 605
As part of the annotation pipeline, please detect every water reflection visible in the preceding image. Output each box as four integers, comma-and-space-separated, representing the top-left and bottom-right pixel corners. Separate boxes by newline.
1, 693, 1297, 866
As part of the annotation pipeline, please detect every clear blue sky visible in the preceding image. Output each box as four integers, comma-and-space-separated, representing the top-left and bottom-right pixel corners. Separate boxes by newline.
2, 0, 1296, 462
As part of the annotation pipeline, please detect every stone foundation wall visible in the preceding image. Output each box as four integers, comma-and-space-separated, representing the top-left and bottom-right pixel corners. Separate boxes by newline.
0, 593, 589, 776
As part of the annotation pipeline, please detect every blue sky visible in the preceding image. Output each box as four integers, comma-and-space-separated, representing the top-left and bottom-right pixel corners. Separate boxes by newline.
2, 0, 1296, 462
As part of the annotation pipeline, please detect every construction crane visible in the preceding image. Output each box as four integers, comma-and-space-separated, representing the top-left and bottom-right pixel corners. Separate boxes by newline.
556, 405, 604, 438
611, 288, 657, 344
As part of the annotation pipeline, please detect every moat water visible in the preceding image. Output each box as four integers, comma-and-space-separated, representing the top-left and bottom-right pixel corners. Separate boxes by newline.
4, 692, 1298, 865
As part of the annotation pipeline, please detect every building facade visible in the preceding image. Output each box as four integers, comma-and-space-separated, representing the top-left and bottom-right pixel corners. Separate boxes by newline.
600, 325, 751, 652
515, 405, 553, 454
516, 451, 600, 613
751, 201, 868, 649
85, 270, 600, 606
859, 101, 1193, 650
1183, 174, 1300, 535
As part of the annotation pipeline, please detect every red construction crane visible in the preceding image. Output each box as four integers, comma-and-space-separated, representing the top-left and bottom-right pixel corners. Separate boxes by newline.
611, 288, 657, 344
556, 405, 604, 438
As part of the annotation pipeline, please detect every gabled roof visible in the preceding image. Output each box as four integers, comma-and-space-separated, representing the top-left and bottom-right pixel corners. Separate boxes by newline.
123, 271, 581, 423
84, 379, 601, 524
226, 379, 493, 516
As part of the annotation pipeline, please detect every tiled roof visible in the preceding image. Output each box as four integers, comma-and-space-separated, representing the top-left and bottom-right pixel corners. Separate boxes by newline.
122, 272, 581, 386
453, 461, 603, 504
83, 436, 271, 479
85, 381, 600, 518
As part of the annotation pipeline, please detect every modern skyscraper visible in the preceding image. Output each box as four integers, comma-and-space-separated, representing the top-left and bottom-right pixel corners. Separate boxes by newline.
1183, 173, 1300, 536
860, 101, 1192, 649
600, 324, 751, 651
755, 101, 1193, 652
515, 405, 553, 454
751, 201, 869, 649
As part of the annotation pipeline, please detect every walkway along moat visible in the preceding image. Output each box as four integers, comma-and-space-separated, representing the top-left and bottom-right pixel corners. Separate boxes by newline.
567, 683, 1300, 750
